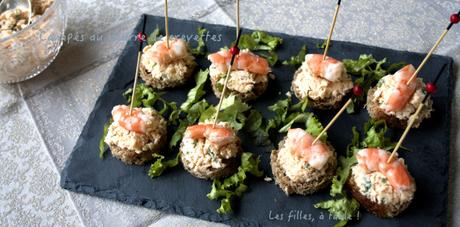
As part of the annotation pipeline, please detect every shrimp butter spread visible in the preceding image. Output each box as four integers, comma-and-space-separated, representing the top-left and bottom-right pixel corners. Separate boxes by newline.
208, 49, 271, 96
293, 54, 353, 100
351, 148, 415, 206
180, 123, 240, 176
105, 105, 167, 154
372, 65, 426, 119
0, 0, 54, 39
277, 128, 333, 182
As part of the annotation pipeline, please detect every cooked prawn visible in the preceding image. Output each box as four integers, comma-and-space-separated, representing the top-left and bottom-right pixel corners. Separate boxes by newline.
356, 148, 413, 190
112, 105, 153, 134
185, 124, 236, 147
305, 54, 344, 82
144, 37, 188, 66
208, 49, 271, 75
384, 64, 417, 112
286, 128, 331, 170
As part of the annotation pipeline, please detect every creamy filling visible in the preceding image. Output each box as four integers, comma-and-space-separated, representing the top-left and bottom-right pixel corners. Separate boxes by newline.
293, 60, 353, 100
351, 165, 415, 206
209, 64, 268, 94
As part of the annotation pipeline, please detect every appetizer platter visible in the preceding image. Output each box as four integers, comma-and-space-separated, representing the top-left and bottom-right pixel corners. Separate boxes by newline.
60, 11, 455, 227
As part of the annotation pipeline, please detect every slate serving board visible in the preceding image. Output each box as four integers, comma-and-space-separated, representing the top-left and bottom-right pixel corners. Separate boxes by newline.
60, 14, 454, 227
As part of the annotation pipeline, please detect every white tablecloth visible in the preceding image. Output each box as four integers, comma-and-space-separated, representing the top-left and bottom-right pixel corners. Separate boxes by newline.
1, 0, 459, 226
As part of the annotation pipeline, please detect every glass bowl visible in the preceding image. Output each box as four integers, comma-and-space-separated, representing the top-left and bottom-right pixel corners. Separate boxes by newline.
0, 0, 67, 83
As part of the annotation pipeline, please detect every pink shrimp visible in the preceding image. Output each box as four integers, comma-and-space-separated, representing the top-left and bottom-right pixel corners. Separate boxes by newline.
111, 105, 152, 134
384, 64, 417, 112
185, 124, 236, 147
286, 128, 331, 170
305, 54, 344, 82
208, 49, 271, 75
144, 38, 188, 66
356, 148, 413, 190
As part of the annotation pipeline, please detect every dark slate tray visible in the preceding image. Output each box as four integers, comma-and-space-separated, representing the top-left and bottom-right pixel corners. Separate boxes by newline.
60, 14, 454, 227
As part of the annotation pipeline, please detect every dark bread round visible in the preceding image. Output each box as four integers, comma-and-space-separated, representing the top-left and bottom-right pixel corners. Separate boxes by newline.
210, 71, 270, 101
366, 84, 433, 129
270, 138, 337, 195
291, 67, 349, 110
347, 170, 413, 218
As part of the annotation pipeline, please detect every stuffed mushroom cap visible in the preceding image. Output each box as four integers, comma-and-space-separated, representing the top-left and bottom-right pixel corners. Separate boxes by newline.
291, 54, 353, 109
366, 64, 433, 128
180, 122, 242, 180
347, 148, 416, 218
271, 128, 337, 195
140, 37, 196, 89
208, 49, 272, 101
104, 105, 167, 165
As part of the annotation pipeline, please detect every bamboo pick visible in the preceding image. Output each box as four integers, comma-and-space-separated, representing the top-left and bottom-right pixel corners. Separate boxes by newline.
164, 0, 170, 48
405, 30, 448, 85
236, 0, 240, 38
312, 98, 352, 144
129, 15, 148, 115
406, 10, 460, 85
387, 63, 447, 163
387, 103, 424, 163
322, 0, 342, 60
213, 29, 243, 126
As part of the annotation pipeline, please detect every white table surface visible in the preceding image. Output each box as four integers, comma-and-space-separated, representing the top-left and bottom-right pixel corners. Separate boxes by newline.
1, 0, 459, 226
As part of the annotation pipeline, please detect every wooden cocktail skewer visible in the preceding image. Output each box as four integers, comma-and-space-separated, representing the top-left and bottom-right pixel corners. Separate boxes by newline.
213, 29, 243, 126
406, 10, 460, 85
311, 0, 348, 144
236, 0, 240, 38
129, 15, 148, 115
387, 63, 447, 163
312, 98, 351, 144
164, 0, 170, 48
322, 0, 342, 60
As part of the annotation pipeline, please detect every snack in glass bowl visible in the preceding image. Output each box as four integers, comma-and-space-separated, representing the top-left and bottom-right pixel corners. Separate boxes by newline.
0, 0, 66, 83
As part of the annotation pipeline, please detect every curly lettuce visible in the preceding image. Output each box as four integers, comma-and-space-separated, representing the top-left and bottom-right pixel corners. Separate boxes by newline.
190, 27, 208, 56
237, 31, 283, 66
207, 152, 263, 214
282, 45, 307, 66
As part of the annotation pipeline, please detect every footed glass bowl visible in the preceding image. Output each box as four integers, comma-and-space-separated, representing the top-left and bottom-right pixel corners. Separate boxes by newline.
0, 0, 66, 83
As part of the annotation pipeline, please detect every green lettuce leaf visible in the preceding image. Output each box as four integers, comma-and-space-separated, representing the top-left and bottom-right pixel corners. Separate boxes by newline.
147, 26, 161, 45
237, 31, 282, 66
99, 119, 113, 159
200, 95, 250, 131
316, 40, 331, 49
207, 152, 263, 214
330, 156, 357, 197
279, 113, 310, 133
148, 153, 180, 178
244, 110, 271, 146
190, 27, 208, 56
282, 45, 307, 66
123, 84, 178, 123
180, 69, 209, 112
342, 54, 404, 114
306, 114, 326, 140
